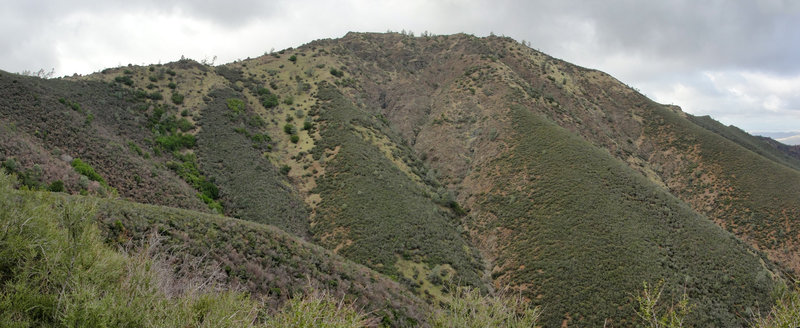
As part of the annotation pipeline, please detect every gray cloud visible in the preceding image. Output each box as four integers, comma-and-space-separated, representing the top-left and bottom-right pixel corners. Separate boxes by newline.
1, 0, 799, 134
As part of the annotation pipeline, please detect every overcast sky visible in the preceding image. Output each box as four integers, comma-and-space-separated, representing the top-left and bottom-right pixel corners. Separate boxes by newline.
3, 0, 800, 137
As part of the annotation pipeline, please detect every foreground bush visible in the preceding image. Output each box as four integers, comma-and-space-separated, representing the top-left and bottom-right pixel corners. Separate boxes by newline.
430, 285, 540, 328
752, 284, 800, 328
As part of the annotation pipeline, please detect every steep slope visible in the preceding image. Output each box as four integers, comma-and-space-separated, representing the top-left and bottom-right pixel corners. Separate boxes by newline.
301, 32, 786, 326
320, 33, 800, 276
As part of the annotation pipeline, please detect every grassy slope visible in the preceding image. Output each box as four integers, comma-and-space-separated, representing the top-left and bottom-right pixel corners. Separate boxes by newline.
470, 103, 778, 327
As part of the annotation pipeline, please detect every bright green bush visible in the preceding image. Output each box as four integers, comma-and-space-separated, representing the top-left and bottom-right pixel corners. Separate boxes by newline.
155, 133, 196, 151
226, 98, 245, 113
71, 158, 106, 185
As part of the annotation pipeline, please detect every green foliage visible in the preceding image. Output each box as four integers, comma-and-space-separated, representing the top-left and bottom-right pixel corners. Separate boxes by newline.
475, 104, 778, 326
290, 135, 300, 143
635, 279, 692, 328
430, 285, 540, 328
155, 133, 196, 151
48, 180, 65, 192
280, 165, 291, 175
288, 55, 297, 63
284, 123, 296, 135
257, 87, 280, 108
0, 173, 254, 327
264, 292, 370, 328
166, 153, 221, 213
226, 98, 245, 113
752, 284, 800, 328
0, 172, 410, 327
1, 159, 45, 190
177, 118, 193, 132
303, 121, 313, 131
115, 75, 134, 86
71, 158, 106, 185
148, 91, 163, 100
329, 68, 344, 78
171, 92, 184, 105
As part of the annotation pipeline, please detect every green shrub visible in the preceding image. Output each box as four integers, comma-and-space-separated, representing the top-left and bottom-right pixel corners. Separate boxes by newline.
284, 124, 296, 135
752, 284, 800, 328
265, 292, 370, 327
48, 180, 64, 192
148, 92, 163, 100
0, 172, 257, 327
177, 118, 193, 132
430, 285, 540, 328
303, 121, 313, 130
155, 133, 196, 151
330, 68, 344, 77
171, 92, 184, 105
288, 55, 297, 63
634, 279, 691, 328
290, 135, 300, 143
280, 165, 291, 175
262, 94, 279, 109
115, 75, 134, 86
226, 98, 245, 113
71, 158, 106, 185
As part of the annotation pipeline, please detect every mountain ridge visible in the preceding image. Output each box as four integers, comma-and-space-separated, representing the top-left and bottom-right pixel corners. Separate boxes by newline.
1, 31, 798, 326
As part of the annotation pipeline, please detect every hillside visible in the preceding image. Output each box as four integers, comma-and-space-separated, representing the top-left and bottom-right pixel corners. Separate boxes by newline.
1, 32, 798, 326
0, 171, 429, 326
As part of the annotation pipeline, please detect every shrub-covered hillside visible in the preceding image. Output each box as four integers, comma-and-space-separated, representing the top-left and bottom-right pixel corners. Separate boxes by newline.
1, 31, 798, 326
0, 171, 429, 326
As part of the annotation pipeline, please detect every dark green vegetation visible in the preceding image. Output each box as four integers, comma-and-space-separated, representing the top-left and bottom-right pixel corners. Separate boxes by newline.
2, 32, 799, 327
641, 102, 800, 273
474, 104, 777, 326
196, 88, 310, 236
311, 83, 483, 289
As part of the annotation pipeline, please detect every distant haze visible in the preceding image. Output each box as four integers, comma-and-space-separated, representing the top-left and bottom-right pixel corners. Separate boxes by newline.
2, 0, 799, 134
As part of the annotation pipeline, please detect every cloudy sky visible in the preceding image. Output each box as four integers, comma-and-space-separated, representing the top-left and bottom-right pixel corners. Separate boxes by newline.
3, 0, 800, 138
